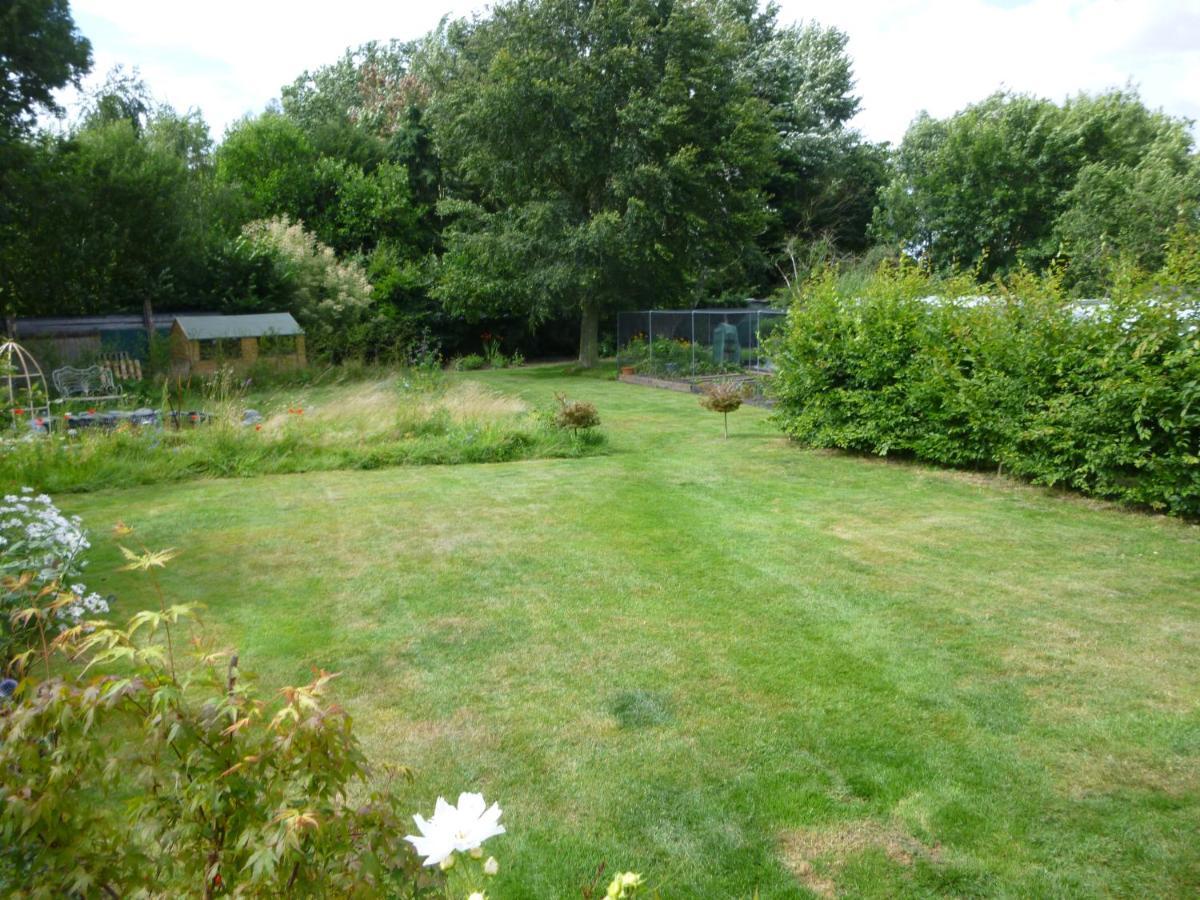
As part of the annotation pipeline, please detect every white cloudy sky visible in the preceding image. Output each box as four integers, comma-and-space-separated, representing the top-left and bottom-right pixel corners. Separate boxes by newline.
61, 0, 1200, 144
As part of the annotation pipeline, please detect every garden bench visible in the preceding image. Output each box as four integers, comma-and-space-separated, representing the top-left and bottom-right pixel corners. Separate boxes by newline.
50, 364, 123, 405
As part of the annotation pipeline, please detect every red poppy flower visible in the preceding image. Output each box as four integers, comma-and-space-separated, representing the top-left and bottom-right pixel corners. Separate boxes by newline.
87, 408, 96, 414
13, 408, 24, 415
255, 424, 262, 432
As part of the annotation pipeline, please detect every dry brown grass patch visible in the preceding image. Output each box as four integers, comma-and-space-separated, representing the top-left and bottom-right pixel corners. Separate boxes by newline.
426, 380, 527, 424
780, 818, 942, 897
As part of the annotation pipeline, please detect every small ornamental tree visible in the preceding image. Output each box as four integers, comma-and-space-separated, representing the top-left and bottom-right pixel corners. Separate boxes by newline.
699, 381, 749, 438
554, 393, 600, 437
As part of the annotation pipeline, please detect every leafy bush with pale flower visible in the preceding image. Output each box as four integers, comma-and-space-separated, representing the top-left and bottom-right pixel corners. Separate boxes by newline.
242, 215, 374, 360
0, 489, 109, 667
0, 525, 430, 896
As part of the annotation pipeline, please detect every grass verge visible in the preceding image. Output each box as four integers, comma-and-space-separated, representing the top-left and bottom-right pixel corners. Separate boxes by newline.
55, 364, 1200, 897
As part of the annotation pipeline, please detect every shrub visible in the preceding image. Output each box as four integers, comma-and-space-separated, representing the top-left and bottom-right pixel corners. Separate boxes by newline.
241, 216, 374, 361
769, 260, 1200, 516
0, 529, 437, 897
456, 353, 487, 371
553, 393, 600, 436
698, 380, 749, 438
0, 489, 109, 669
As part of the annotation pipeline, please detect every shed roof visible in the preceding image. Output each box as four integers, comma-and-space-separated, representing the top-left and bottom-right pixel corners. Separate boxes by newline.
15, 314, 179, 336
173, 313, 303, 340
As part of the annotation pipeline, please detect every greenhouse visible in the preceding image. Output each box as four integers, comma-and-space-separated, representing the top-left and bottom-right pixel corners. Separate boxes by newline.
616, 307, 786, 379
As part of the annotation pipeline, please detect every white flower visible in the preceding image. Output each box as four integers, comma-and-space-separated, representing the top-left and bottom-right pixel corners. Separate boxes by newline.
483, 856, 499, 876
404, 792, 505, 867
468, 893, 487, 900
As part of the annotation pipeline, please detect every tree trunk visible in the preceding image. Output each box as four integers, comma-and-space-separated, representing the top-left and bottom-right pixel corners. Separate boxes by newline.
577, 299, 600, 368
142, 296, 155, 337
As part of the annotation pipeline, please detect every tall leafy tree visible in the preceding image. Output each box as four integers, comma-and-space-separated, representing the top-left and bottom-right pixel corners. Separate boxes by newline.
739, 15, 886, 258
282, 41, 441, 239
427, 0, 777, 366
0, 0, 91, 134
215, 112, 320, 226
0, 0, 91, 325
873, 89, 1200, 286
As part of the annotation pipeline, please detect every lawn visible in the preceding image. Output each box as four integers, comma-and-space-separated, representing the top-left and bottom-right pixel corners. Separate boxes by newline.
61, 364, 1200, 897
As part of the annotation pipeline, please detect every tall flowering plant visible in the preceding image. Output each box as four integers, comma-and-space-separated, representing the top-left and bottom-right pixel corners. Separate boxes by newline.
481, 331, 505, 368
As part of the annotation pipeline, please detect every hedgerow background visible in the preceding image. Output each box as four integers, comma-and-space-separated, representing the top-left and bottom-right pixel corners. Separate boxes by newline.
770, 230, 1200, 517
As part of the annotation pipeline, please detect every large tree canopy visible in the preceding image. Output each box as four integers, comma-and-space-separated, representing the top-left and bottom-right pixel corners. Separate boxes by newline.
739, 12, 886, 258
427, 0, 778, 366
0, 0, 91, 134
873, 89, 1200, 289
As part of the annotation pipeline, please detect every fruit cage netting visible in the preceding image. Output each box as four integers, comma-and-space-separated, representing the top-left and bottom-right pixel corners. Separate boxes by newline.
616, 308, 785, 378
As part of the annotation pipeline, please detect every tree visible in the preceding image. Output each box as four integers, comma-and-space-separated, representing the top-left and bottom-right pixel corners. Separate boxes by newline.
282, 40, 442, 242
739, 16, 886, 259
0, 0, 92, 327
0, 105, 218, 323
214, 112, 319, 224
873, 89, 1200, 285
0, 0, 91, 134
427, 0, 777, 367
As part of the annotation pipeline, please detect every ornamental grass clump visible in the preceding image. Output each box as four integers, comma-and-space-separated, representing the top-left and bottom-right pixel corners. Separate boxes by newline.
699, 380, 749, 438
0, 372, 604, 493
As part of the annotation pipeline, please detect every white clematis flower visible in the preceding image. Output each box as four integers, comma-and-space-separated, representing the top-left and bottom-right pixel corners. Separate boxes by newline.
404, 792, 505, 867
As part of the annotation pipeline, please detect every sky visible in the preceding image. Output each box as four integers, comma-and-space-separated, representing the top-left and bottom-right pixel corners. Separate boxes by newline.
60, 0, 1200, 145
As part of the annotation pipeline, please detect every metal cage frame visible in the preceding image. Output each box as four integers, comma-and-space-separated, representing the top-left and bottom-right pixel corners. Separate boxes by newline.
615, 308, 786, 379
1, 340, 52, 432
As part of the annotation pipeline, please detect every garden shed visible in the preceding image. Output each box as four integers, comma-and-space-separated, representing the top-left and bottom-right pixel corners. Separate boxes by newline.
169, 313, 305, 376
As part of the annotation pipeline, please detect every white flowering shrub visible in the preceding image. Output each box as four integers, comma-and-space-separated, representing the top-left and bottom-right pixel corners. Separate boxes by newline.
241, 215, 374, 359
0, 488, 109, 659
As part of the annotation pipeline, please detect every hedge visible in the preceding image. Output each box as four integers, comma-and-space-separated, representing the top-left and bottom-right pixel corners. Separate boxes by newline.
769, 264, 1200, 517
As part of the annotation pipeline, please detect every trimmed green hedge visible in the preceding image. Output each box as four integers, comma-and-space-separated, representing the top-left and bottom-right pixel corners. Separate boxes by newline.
770, 264, 1200, 516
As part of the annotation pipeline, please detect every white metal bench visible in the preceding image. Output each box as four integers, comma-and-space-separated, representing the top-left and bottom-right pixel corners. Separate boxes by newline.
51, 365, 123, 404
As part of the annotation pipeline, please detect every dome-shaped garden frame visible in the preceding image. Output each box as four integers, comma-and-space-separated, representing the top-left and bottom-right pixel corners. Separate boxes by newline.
0, 340, 51, 431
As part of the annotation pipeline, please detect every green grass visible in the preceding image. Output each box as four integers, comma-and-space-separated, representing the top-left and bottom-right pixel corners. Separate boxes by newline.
59, 364, 1200, 897
0, 373, 601, 492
